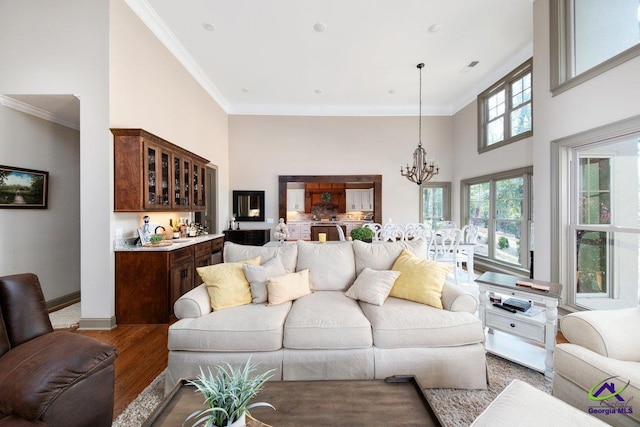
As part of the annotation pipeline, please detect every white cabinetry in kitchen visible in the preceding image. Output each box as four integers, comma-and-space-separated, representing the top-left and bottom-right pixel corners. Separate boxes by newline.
287, 223, 300, 240
346, 189, 374, 211
287, 189, 306, 212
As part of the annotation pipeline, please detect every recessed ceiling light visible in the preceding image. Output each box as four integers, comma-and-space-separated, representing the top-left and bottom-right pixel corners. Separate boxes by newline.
241, 88, 251, 93
202, 22, 216, 32
388, 89, 396, 94
459, 61, 480, 73
428, 24, 441, 33
313, 22, 327, 33
314, 89, 323, 94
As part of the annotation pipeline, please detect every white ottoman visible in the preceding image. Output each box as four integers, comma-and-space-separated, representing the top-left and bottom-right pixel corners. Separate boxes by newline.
471, 379, 609, 426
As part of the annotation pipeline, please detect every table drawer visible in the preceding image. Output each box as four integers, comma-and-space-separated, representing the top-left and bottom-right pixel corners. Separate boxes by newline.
486, 310, 545, 343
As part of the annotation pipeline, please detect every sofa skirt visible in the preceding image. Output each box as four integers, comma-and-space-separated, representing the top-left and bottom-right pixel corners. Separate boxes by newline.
165, 350, 284, 393
374, 344, 488, 390
283, 348, 374, 380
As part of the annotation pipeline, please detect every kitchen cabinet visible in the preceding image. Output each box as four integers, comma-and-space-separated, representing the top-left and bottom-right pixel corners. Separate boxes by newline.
286, 223, 300, 240
300, 222, 311, 240
305, 183, 346, 212
115, 236, 222, 324
112, 128, 209, 212
286, 189, 305, 211
346, 189, 374, 211
223, 229, 271, 246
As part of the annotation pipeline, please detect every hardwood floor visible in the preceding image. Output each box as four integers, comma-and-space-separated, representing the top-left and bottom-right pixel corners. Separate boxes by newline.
75, 324, 169, 418
73, 323, 569, 421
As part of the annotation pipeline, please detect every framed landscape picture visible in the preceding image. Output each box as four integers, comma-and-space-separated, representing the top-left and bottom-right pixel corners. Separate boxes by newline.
0, 165, 49, 209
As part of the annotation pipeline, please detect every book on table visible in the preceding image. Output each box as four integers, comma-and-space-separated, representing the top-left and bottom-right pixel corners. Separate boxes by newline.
502, 298, 532, 312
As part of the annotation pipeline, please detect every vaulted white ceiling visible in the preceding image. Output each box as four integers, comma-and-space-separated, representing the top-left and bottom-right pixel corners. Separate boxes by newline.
129, 0, 534, 116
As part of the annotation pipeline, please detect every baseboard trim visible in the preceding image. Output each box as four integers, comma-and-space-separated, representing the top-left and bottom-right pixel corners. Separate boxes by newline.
79, 316, 117, 330
46, 292, 81, 312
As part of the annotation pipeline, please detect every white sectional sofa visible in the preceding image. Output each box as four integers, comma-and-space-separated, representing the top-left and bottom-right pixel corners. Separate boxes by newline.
165, 240, 488, 392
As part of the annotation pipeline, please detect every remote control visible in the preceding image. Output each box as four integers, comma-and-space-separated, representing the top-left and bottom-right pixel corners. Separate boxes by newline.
493, 303, 517, 313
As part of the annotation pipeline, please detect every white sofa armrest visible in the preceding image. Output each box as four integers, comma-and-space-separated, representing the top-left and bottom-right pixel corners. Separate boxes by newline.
174, 284, 212, 319
441, 281, 478, 313
560, 307, 640, 362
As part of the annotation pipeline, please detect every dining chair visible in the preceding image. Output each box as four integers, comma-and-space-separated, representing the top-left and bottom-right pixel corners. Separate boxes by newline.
362, 223, 382, 241
335, 224, 347, 241
433, 227, 462, 285
380, 222, 405, 242
438, 221, 457, 231
457, 224, 479, 282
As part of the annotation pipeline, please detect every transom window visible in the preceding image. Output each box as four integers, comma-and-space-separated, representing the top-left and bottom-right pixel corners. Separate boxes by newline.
478, 59, 533, 152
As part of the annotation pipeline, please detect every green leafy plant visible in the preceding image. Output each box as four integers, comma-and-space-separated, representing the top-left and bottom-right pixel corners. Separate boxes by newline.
150, 234, 163, 243
350, 226, 374, 242
184, 360, 275, 427
498, 236, 510, 249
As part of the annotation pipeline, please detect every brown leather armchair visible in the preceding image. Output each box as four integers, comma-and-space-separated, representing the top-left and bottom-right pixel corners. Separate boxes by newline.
0, 273, 118, 427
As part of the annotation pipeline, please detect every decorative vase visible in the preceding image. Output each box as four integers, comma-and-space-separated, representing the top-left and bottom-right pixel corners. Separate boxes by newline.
225, 413, 245, 427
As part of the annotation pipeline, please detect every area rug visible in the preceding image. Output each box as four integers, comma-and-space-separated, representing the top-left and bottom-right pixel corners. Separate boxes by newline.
48, 302, 80, 329
112, 354, 551, 426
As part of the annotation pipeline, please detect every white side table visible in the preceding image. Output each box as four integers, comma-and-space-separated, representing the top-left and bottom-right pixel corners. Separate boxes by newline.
476, 272, 562, 380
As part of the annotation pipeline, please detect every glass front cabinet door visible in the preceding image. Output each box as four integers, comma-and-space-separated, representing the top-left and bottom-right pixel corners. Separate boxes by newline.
143, 141, 172, 210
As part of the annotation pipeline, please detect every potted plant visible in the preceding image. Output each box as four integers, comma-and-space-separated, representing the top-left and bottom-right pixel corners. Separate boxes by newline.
184, 360, 275, 427
350, 226, 374, 243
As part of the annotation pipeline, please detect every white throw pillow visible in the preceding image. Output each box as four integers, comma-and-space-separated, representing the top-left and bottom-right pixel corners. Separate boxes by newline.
295, 241, 356, 291
352, 239, 427, 275
345, 268, 401, 306
224, 241, 298, 272
267, 269, 312, 305
243, 256, 287, 303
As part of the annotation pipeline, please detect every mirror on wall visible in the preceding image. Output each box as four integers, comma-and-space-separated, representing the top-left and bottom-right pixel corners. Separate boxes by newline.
233, 190, 265, 222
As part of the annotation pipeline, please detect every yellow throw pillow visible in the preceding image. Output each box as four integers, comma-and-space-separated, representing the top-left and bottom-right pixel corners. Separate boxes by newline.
267, 269, 312, 306
197, 256, 261, 310
390, 250, 453, 309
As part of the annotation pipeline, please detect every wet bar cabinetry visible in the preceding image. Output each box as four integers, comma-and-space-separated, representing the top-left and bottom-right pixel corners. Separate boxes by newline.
111, 128, 208, 212
115, 236, 223, 324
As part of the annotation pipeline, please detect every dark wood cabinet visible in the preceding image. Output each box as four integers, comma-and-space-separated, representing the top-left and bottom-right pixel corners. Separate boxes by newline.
115, 237, 223, 324
311, 225, 346, 241
112, 128, 209, 212
223, 229, 271, 246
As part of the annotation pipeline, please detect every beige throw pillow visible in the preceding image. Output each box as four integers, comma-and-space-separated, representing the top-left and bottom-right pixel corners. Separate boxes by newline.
345, 268, 401, 306
390, 250, 452, 309
197, 256, 261, 310
243, 256, 287, 303
267, 269, 311, 305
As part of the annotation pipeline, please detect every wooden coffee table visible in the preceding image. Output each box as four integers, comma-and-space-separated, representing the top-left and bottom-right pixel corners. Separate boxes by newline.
143, 376, 443, 426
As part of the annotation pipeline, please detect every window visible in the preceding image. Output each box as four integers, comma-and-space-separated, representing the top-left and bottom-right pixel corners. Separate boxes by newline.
420, 182, 451, 229
462, 168, 533, 274
551, 0, 640, 94
478, 59, 533, 152
552, 116, 640, 310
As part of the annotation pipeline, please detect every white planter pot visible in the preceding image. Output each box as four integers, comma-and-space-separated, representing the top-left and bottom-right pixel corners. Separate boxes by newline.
221, 413, 245, 427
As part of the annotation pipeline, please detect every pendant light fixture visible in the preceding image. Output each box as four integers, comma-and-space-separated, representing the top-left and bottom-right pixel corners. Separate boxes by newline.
400, 63, 439, 185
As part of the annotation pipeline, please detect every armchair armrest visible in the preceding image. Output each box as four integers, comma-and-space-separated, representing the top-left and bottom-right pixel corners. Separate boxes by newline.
560, 307, 640, 362
441, 281, 478, 313
174, 284, 212, 319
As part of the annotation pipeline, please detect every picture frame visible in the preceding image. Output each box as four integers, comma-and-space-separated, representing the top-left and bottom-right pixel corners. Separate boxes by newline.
0, 165, 49, 209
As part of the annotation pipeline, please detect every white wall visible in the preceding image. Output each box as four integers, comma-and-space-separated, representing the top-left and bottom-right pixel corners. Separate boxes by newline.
0, 0, 111, 321
0, 106, 80, 301
532, 0, 640, 284
109, 0, 230, 240
228, 115, 453, 228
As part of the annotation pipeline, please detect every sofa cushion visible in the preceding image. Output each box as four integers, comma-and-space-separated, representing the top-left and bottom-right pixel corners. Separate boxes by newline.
243, 256, 287, 303
267, 270, 312, 305
352, 239, 428, 275
359, 297, 484, 348
390, 250, 452, 309
197, 257, 260, 310
168, 301, 292, 352
295, 241, 356, 291
284, 291, 372, 350
224, 241, 298, 273
345, 268, 400, 306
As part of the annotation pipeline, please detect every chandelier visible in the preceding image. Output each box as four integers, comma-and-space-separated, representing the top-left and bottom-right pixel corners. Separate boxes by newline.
400, 63, 439, 185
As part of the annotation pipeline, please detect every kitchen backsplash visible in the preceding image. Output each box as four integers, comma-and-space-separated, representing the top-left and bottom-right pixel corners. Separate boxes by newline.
286, 211, 373, 222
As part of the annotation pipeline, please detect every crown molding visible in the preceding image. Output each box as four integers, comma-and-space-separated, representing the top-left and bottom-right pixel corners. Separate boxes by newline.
125, 0, 231, 113
0, 95, 79, 130
229, 103, 453, 117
